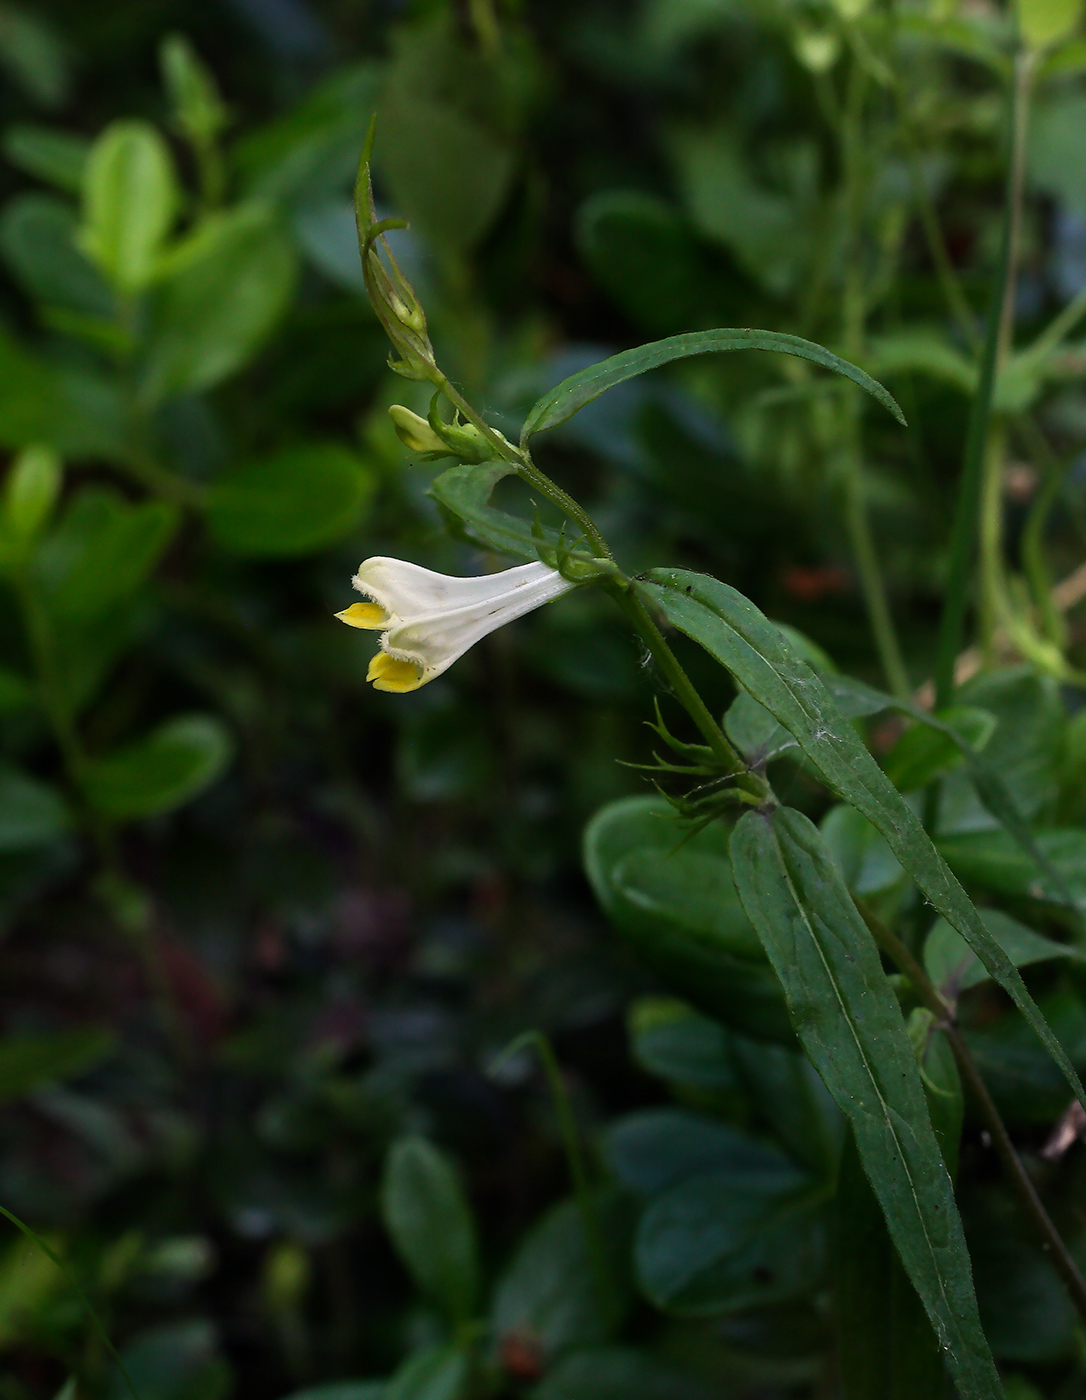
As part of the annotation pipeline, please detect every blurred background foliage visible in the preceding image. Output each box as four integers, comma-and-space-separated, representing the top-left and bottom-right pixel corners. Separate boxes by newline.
0, 0, 1085, 1396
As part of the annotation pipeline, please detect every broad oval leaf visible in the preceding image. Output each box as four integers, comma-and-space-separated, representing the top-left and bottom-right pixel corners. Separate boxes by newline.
36, 487, 179, 622
533, 1346, 714, 1400
78, 119, 178, 294
627, 997, 737, 1090
385, 1346, 468, 1400
490, 1192, 630, 1366
82, 714, 233, 820
381, 1137, 479, 1326
644, 568, 1086, 1117
207, 444, 375, 557
0, 766, 71, 849
605, 1106, 798, 1198
141, 203, 296, 403
635, 1160, 824, 1316
730, 806, 1001, 1400
521, 329, 906, 443
583, 795, 792, 1042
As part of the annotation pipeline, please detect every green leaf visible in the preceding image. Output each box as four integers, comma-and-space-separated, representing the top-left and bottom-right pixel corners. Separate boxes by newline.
429, 461, 557, 563
605, 1108, 789, 1197
883, 706, 996, 793
938, 827, 1086, 909
576, 191, 730, 336
0, 667, 33, 712
3, 123, 89, 192
0, 6, 69, 108
1018, 0, 1082, 51
644, 568, 1086, 1116
5, 444, 62, 542
925, 908, 1082, 1000
206, 444, 375, 558
583, 795, 792, 1042
724, 688, 796, 763
627, 997, 736, 1090
36, 487, 179, 621
0, 766, 71, 849
521, 330, 905, 444
376, 17, 516, 253
141, 203, 296, 403
490, 1193, 629, 1365
381, 1137, 479, 1326
0, 1027, 114, 1104
820, 805, 903, 896
0, 193, 115, 317
385, 1347, 468, 1400
78, 120, 178, 294
82, 715, 233, 820
730, 806, 1001, 1400
634, 1154, 824, 1315
160, 35, 228, 151
108, 1320, 230, 1400
728, 1033, 844, 1176
280, 1387, 385, 1400
669, 131, 814, 297
533, 1347, 713, 1400
825, 670, 1080, 922
836, 1132, 951, 1400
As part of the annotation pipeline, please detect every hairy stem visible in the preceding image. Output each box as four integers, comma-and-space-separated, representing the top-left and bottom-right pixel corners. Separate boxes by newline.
615, 587, 769, 805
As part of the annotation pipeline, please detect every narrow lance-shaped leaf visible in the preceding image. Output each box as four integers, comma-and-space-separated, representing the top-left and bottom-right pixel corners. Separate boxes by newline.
643, 568, 1086, 1113
731, 806, 1001, 1400
521, 329, 907, 444
824, 672, 1084, 932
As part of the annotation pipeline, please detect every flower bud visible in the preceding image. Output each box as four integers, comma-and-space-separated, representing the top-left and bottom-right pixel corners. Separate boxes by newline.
793, 25, 842, 69
5, 445, 62, 542
389, 405, 448, 455
354, 123, 439, 383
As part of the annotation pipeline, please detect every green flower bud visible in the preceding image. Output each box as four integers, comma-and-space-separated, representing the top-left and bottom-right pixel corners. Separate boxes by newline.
5, 445, 62, 542
793, 26, 842, 70
354, 123, 439, 383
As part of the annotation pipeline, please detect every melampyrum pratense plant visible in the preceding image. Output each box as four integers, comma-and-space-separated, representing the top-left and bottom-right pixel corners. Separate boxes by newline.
342, 78, 1086, 1396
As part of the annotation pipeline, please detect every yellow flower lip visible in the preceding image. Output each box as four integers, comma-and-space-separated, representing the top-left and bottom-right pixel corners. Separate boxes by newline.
338, 556, 577, 694
335, 601, 389, 630
367, 652, 424, 692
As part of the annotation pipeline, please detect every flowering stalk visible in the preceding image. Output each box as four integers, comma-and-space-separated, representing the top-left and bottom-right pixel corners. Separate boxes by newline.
344, 131, 768, 811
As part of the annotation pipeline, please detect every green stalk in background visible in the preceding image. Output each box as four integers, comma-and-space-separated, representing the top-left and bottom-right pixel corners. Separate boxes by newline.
932, 67, 1020, 710
839, 50, 911, 700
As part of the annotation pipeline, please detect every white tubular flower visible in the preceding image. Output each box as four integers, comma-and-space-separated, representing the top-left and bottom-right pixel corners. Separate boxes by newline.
335, 556, 576, 693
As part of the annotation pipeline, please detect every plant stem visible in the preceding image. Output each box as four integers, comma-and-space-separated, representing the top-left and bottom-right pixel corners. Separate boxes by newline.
843, 462, 911, 699
435, 378, 614, 559
996, 50, 1036, 368
1018, 415, 1068, 646
839, 56, 911, 699
978, 421, 1009, 660
616, 586, 769, 805
494, 1030, 614, 1317
932, 64, 1020, 710
905, 144, 980, 353
860, 903, 1086, 1325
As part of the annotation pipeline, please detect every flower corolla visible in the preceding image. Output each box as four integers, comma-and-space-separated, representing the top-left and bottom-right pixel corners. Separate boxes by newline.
336, 556, 576, 692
